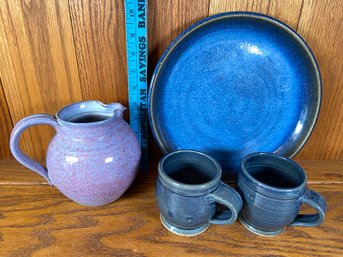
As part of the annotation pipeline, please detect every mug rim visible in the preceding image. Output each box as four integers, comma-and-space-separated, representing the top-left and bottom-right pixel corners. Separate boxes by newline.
240, 152, 307, 199
158, 150, 222, 196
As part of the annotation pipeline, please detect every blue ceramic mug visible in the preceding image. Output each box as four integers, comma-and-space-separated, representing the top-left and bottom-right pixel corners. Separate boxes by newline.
237, 152, 327, 236
156, 150, 242, 236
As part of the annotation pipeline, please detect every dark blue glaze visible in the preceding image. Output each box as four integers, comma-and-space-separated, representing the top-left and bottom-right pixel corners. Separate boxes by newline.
148, 12, 321, 177
156, 150, 242, 236
237, 152, 327, 236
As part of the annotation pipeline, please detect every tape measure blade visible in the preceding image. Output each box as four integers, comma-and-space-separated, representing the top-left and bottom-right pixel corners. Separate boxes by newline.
125, 0, 148, 171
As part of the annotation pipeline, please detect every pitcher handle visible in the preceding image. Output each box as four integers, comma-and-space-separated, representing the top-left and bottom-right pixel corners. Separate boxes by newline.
10, 114, 59, 185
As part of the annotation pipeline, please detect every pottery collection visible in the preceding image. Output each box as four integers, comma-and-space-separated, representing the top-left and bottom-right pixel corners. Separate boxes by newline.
9, 12, 327, 237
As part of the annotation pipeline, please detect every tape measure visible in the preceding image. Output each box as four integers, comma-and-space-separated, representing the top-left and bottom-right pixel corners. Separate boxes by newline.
124, 0, 148, 170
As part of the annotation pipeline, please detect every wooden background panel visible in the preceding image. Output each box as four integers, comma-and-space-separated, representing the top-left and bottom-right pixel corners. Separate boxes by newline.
268, 0, 303, 29
0, 0, 342, 161
295, 0, 343, 160
148, 0, 210, 69
68, 0, 128, 105
148, 0, 210, 157
209, 0, 303, 31
209, 0, 271, 16
0, 79, 12, 158
0, 0, 82, 160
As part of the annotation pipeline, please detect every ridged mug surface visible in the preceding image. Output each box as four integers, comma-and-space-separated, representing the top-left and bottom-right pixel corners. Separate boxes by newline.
237, 152, 327, 236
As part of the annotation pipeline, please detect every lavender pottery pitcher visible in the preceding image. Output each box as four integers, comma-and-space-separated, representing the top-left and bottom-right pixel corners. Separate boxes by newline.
10, 101, 141, 206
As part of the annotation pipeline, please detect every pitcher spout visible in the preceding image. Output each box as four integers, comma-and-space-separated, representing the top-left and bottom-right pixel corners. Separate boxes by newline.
106, 103, 126, 118
56, 100, 127, 125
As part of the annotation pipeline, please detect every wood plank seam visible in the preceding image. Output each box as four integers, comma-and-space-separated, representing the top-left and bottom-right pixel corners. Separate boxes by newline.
295, 0, 305, 31
0, 77, 14, 158
266, 0, 272, 14
206, 0, 211, 17
66, 0, 83, 102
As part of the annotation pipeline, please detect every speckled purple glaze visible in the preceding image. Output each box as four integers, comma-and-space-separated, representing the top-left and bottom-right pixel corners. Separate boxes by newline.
10, 101, 141, 206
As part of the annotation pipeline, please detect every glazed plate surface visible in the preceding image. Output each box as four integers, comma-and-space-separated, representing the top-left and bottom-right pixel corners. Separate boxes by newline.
149, 12, 321, 176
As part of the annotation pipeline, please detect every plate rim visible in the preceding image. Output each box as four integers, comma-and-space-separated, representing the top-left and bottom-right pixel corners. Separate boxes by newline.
148, 11, 322, 159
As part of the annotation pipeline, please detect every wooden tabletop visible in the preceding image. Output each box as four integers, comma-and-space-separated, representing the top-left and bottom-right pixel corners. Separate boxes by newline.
0, 159, 342, 257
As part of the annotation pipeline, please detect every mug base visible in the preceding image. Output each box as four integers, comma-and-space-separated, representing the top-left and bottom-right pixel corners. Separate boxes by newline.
238, 216, 285, 237
160, 214, 209, 237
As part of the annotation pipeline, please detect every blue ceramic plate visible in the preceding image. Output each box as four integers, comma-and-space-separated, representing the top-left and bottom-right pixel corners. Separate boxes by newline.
148, 12, 321, 177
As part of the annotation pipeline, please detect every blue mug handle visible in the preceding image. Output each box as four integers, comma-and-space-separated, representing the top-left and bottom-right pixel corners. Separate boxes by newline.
291, 189, 327, 226
209, 182, 243, 225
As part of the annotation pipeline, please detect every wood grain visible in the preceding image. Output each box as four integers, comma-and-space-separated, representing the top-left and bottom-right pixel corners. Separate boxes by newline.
209, 0, 303, 30
294, 0, 343, 160
0, 79, 12, 158
0, 0, 82, 161
299, 160, 343, 184
149, 0, 210, 67
0, 159, 342, 256
268, 0, 303, 29
148, 0, 210, 157
209, 0, 270, 16
68, 0, 128, 105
